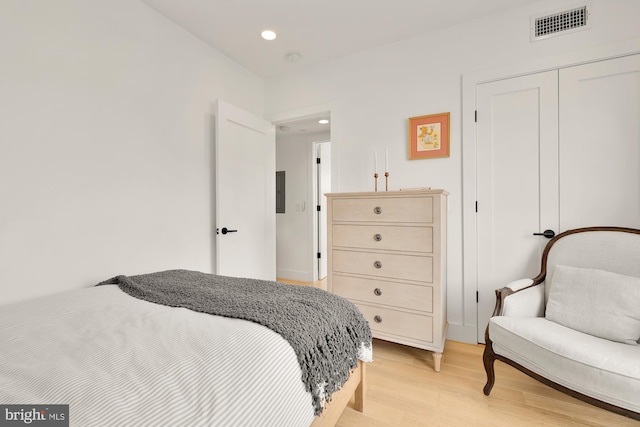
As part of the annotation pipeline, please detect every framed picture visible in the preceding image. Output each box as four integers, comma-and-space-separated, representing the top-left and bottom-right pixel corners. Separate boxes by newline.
408, 112, 450, 160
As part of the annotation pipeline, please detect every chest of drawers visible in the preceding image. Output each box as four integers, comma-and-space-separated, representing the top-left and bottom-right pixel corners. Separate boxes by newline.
326, 190, 448, 371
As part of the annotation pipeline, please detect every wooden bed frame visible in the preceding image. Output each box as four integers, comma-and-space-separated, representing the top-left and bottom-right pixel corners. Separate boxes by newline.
311, 360, 366, 426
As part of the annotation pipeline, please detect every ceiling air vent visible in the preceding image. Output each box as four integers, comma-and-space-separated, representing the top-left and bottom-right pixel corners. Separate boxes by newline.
531, 4, 590, 41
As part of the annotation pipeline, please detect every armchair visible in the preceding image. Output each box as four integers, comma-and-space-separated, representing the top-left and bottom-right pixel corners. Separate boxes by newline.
483, 227, 640, 420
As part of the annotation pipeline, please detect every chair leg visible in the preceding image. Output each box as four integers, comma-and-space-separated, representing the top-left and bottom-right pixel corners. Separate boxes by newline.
483, 338, 496, 396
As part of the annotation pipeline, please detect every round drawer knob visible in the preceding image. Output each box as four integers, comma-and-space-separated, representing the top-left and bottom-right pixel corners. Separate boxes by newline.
373, 206, 382, 215
374, 288, 382, 296
374, 315, 382, 323
374, 233, 382, 242
373, 261, 382, 269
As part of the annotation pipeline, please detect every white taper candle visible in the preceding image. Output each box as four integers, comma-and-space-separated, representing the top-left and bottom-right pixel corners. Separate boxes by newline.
385, 148, 389, 172
374, 149, 378, 174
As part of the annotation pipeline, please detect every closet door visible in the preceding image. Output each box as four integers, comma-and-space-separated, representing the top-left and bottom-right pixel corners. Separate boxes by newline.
475, 71, 559, 342
559, 54, 640, 229
474, 54, 640, 342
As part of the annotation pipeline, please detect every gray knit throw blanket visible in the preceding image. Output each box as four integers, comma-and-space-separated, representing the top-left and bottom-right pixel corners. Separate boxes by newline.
98, 269, 372, 415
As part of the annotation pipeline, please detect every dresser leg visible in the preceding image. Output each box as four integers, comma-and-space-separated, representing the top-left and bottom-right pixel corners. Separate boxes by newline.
433, 352, 443, 372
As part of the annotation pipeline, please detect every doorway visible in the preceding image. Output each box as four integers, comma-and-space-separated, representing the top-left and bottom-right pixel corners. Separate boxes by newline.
274, 113, 331, 284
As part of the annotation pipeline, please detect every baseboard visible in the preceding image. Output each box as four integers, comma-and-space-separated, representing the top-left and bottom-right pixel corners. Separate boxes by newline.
276, 268, 313, 283
446, 322, 478, 344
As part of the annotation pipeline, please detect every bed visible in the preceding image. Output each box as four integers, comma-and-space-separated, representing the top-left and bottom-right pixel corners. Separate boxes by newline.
0, 270, 372, 426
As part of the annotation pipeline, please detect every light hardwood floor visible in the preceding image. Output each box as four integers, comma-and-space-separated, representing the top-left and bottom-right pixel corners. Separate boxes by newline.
278, 278, 639, 427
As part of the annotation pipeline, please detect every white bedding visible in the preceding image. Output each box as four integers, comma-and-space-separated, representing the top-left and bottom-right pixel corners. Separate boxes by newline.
0, 286, 316, 426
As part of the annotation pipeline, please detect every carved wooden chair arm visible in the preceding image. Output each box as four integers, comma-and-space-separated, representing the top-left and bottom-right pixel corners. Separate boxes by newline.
492, 278, 545, 317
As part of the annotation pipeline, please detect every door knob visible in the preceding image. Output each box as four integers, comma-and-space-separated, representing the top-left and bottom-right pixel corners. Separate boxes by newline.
221, 227, 238, 235
533, 229, 555, 239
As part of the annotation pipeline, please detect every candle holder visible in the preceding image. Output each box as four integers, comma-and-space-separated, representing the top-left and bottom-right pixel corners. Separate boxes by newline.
385, 172, 389, 191
374, 173, 379, 192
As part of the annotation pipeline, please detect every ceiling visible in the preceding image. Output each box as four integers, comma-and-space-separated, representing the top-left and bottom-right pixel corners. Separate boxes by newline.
139, 0, 541, 78
275, 113, 331, 137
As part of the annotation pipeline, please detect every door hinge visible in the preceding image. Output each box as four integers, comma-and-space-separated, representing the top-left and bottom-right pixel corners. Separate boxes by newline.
316, 205, 321, 212
316, 157, 321, 164
475, 201, 478, 212
475, 110, 478, 122
476, 291, 479, 303
317, 252, 322, 259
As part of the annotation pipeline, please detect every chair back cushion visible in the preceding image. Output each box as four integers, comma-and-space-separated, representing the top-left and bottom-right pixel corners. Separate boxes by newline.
545, 229, 640, 302
546, 265, 640, 345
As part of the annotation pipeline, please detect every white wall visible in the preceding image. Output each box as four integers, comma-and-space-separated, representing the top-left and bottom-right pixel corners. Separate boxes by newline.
276, 131, 330, 282
0, 0, 264, 305
264, 0, 640, 342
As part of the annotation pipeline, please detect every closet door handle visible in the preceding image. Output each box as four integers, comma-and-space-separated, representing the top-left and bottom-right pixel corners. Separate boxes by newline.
533, 229, 555, 239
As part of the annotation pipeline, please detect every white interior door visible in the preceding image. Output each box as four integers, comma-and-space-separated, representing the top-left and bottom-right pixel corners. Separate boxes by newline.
475, 71, 559, 343
559, 54, 640, 230
215, 100, 276, 280
316, 142, 331, 280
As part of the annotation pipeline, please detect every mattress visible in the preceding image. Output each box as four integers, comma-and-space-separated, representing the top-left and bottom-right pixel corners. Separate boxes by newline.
0, 285, 316, 426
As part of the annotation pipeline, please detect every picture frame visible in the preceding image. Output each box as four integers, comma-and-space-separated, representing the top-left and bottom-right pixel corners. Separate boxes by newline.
408, 112, 450, 160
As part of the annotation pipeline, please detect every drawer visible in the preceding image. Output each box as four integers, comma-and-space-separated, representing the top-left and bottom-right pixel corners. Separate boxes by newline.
332, 224, 432, 253
332, 197, 433, 223
332, 250, 432, 283
355, 303, 433, 343
332, 275, 433, 313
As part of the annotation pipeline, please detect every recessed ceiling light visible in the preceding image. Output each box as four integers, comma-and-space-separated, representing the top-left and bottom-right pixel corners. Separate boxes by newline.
318, 119, 329, 124
261, 30, 276, 41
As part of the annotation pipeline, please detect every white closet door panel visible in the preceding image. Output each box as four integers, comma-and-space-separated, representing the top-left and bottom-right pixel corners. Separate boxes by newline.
559, 55, 640, 229
475, 71, 559, 342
